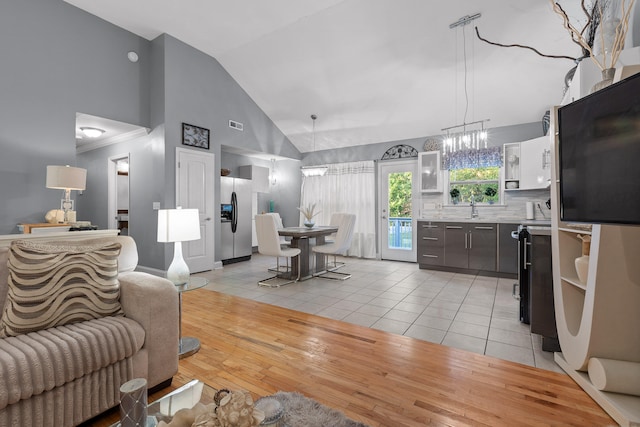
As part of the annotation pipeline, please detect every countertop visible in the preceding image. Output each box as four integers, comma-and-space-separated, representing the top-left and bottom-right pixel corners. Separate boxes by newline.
417, 218, 552, 226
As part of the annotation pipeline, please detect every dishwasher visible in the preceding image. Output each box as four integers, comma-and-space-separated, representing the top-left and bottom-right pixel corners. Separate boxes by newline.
512, 225, 561, 352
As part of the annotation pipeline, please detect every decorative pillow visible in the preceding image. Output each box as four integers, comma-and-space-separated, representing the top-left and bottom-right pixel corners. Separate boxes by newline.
0, 239, 124, 337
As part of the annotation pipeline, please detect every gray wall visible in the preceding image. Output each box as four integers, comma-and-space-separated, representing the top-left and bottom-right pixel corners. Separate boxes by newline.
0, 0, 150, 234
77, 130, 166, 269
159, 35, 300, 267
220, 152, 302, 228
304, 121, 544, 166
0, 1, 300, 272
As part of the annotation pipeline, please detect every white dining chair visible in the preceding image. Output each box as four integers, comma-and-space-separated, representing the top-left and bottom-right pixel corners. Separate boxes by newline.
323, 212, 345, 245
312, 213, 356, 280
264, 212, 290, 273
321, 212, 348, 270
255, 214, 300, 287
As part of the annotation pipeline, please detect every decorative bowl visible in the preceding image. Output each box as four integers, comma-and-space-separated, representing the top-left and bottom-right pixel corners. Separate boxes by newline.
221, 168, 231, 176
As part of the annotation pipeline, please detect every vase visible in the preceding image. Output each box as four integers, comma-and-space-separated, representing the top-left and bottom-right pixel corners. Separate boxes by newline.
575, 255, 590, 284
303, 219, 315, 228
590, 68, 616, 93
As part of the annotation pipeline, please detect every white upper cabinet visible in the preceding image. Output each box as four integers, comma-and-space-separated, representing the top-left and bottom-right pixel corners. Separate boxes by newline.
520, 136, 551, 190
504, 136, 551, 191
418, 151, 442, 193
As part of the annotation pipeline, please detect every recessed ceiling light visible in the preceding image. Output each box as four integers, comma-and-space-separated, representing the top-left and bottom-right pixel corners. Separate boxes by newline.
79, 127, 105, 138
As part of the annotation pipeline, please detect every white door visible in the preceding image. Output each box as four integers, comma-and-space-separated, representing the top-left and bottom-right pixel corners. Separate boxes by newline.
379, 160, 417, 262
176, 147, 215, 273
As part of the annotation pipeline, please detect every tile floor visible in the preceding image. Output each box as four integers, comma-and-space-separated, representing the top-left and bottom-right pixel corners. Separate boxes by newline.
194, 254, 563, 373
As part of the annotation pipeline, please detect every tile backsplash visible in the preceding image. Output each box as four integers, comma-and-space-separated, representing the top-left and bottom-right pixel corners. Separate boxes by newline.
419, 189, 551, 222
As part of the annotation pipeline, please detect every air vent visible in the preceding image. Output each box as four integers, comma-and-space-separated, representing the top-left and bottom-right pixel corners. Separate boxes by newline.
229, 120, 244, 131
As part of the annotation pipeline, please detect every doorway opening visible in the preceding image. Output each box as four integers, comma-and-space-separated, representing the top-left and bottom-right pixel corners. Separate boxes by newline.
108, 154, 130, 235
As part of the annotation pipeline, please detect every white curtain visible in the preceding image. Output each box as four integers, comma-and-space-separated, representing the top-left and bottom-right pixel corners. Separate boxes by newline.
300, 160, 376, 258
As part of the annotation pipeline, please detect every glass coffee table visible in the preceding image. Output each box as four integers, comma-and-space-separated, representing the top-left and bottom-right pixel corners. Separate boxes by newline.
112, 380, 287, 426
111, 380, 216, 426
149, 380, 217, 423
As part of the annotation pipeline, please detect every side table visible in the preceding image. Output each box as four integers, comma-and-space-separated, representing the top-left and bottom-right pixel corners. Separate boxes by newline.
175, 277, 209, 358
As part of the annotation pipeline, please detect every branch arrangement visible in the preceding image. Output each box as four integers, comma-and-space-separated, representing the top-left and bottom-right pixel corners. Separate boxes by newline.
474, 27, 577, 61
550, 0, 635, 71
474, 0, 635, 71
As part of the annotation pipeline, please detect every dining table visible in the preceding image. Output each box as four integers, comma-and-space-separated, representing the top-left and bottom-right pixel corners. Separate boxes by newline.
278, 225, 338, 280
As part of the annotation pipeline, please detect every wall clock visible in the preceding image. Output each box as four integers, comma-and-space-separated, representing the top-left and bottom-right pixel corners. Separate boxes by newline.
182, 123, 210, 149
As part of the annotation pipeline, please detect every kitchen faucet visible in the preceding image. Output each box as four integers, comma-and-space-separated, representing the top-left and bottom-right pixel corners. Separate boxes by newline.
470, 195, 479, 218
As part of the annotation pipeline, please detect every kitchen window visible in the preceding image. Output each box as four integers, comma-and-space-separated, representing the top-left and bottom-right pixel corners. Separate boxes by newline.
448, 166, 500, 204
443, 146, 502, 205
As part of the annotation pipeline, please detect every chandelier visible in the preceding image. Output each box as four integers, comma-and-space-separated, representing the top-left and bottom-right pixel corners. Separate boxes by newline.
442, 119, 489, 153
443, 13, 490, 154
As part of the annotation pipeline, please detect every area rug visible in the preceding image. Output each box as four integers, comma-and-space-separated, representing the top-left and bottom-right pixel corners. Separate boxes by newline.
272, 391, 369, 427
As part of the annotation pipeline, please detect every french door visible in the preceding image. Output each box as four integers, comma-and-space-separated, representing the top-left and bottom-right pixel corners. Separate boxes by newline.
379, 160, 417, 262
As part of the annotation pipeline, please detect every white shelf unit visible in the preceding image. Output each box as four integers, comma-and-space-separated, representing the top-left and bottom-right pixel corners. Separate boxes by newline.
557, 227, 590, 292
503, 143, 520, 190
550, 106, 640, 427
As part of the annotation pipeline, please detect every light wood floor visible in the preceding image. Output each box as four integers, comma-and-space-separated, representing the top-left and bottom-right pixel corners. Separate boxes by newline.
91, 289, 614, 426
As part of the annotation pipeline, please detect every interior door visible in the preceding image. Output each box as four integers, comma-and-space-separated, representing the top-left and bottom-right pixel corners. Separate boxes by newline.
176, 147, 215, 273
379, 160, 416, 262
107, 154, 130, 234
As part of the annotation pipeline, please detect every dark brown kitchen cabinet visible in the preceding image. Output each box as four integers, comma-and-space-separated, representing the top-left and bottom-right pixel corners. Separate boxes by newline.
527, 232, 559, 351
417, 222, 444, 267
498, 223, 519, 275
444, 222, 497, 272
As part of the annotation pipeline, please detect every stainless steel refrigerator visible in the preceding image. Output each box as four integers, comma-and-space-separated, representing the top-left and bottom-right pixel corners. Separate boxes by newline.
220, 176, 252, 264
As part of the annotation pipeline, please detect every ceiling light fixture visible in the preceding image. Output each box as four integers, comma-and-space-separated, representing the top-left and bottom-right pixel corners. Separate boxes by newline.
301, 114, 328, 177
79, 127, 105, 138
442, 13, 490, 153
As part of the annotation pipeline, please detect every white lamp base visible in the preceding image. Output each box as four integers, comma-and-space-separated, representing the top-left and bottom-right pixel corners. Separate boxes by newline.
167, 242, 190, 285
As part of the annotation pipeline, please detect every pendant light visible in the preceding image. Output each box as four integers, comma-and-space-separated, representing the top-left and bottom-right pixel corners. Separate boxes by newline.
442, 13, 490, 153
301, 114, 328, 177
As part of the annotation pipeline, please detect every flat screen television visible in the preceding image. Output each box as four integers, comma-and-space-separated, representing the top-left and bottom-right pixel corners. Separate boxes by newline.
558, 71, 640, 225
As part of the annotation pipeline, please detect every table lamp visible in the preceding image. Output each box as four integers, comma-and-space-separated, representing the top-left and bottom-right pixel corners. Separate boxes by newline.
157, 208, 201, 285
46, 165, 87, 223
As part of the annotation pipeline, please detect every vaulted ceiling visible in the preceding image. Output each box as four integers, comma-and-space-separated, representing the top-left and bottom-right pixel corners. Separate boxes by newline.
65, 0, 584, 153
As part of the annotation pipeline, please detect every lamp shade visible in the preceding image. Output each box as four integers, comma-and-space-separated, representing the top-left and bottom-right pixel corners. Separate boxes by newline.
157, 208, 201, 243
46, 165, 87, 190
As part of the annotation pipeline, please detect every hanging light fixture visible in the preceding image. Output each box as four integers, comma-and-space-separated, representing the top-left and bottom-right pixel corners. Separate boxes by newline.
442, 13, 490, 154
301, 114, 328, 177
270, 158, 277, 185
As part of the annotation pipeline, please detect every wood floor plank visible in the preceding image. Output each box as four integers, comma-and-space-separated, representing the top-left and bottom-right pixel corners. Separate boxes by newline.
87, 289, 615, 426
